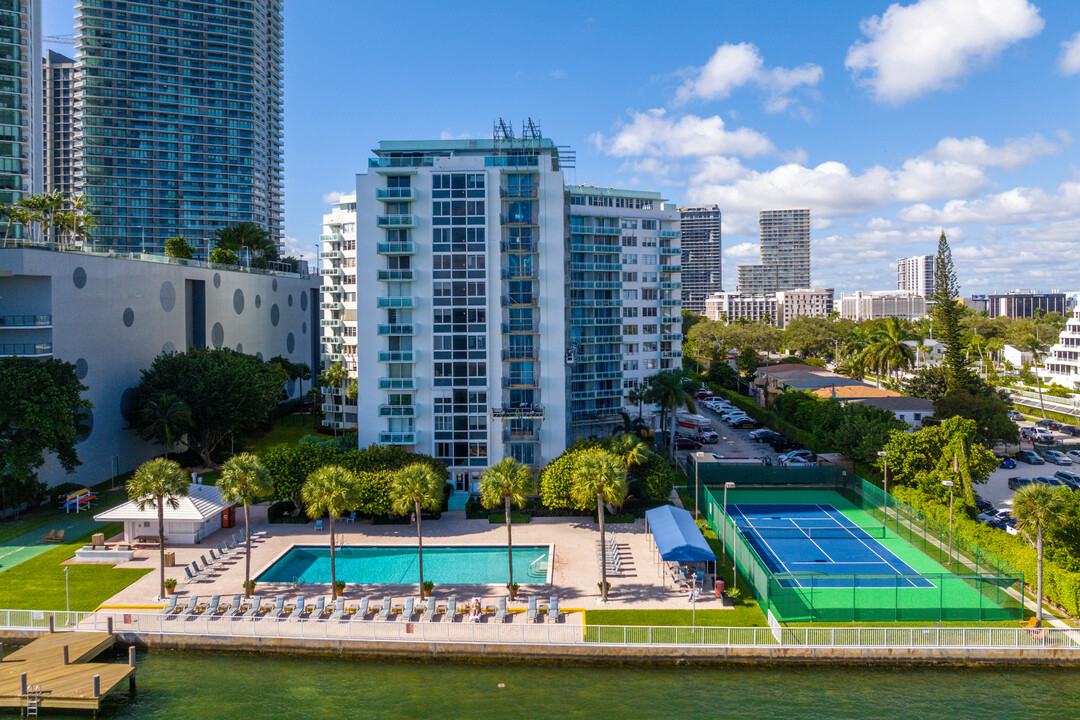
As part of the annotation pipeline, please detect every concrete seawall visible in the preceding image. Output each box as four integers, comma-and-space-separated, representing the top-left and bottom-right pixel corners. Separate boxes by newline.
5, 629, 1080, 666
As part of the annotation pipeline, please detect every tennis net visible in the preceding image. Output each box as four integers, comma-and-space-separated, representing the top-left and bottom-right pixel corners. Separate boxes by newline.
739, 526, 888, 540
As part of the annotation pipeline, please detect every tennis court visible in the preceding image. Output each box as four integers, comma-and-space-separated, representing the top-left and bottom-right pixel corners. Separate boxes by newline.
730, 503, 933, 589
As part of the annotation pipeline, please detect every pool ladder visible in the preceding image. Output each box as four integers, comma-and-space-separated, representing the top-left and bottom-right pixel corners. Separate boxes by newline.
26, 684, 43, 717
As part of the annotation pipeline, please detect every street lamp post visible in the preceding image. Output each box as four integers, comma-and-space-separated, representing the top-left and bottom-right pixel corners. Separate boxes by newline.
694, 452, 703, 520
942, 480, 955, 568
877, 450, 888, 523
64, 567, 70, 613
723, 481, 736, 592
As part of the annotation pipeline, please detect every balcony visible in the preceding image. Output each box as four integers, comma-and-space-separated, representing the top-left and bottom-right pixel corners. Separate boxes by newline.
500, 213, 538, 226
492, 405, 545, 419
319, 233, 344, 244
0, 342, 52, 357
659, 316, 679, 325
377, 269, 415, 281
0, 314, 51, 329
377, 324, 416, 336
321, 403, 339, 413
377, 215, 415, 228
502, 347, 538, 361
377, 297, 417, 309
568, 298, 621, 307
377, 350, 416, 362
575, 353, 623, 363
501, 320, 539, 334
500, 240, 537, 253
660, 282, 681, 290
662, 350, 683, 359
567, 243, 620, 254
661, 333, 683, 342
569, 226, 620, 236
320, 249, 343, 260
660, 230, 682, 239
378, 432, 416, 445
323, 353, 344, 362
369, 157, 433, 168
500, 186, 537, 198
659, 247, 681, 255
568, 316, 622, 326
320, 301, 343, 311
503, 428, 541, 442
376, 188, 417, 201
376, 242, 416, 255
320, 268, 343, 281
501, 296, 537, 307
660, 299, 680, 307
567, 281, 619, 290
378, 404, 415, 417
485, 155, 539, 167
379, 378, 415, 390
659, 265, 681, 273
568, 262, 621, 272
500, 268, 537, 281
320, 318, 343, 328
502, 377, 538, 388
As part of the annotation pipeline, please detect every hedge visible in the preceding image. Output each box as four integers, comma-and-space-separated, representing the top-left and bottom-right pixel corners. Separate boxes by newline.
712, 389, 826, 453
894, 486, 1080, 618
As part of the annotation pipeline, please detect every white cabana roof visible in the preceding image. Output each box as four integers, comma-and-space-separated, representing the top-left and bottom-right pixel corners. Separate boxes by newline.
94, 483, 230, 523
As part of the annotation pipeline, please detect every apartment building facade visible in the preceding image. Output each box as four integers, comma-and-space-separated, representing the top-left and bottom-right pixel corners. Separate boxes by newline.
840, 290, 927, 321
897, 255, 935, 298
0, 0, 42, 233
677, 205, 721, 314
774, 288, 834, 328
737, 208, 810, 294
42, 49, 75, 196
704, 292, 777, 324
322, 137, 679, 493
1045, 311, 1080, 389
986, 290, 1067, 319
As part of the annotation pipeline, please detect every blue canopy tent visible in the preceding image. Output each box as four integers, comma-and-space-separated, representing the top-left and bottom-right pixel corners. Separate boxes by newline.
645, 505, 716, 588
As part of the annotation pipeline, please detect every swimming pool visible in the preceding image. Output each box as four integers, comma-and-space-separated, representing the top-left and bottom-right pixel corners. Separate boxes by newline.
256, 545, 551, 585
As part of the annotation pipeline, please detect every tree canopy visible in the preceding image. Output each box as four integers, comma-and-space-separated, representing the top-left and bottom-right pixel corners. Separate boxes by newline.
0, 358, 91, 507
131, 348, 288, 466
878, 416, 997, 502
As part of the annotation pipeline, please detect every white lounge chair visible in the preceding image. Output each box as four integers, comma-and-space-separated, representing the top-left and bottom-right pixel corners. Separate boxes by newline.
402, 597, 415, 620
526, 596, 537, 623
352, 597, 370, 620
445, 596, 457, 621
547, 596, 560, 624
222, 594, 242, 617
377, 596, 392, 621
178, 596, 201, 618
288, 596, 307, 619
266, 596, 286, 618
330, 597, 346, 620
159, 595, 178, 614
495, 596, 508, 623
200, 595, 220, 617
242, 595, 264, 617
311, 596, 325, 617
422, 597, 436, 621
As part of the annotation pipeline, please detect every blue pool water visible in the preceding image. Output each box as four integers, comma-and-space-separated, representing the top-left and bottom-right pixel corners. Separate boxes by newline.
256, 545, 549, 585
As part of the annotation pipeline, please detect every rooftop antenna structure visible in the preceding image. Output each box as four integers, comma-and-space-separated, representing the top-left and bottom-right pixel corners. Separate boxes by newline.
493, 117, 515, 159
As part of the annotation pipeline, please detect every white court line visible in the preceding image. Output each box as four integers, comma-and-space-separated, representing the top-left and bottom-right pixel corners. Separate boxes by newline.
816, 504, 926, 588
734, 505, 792, 575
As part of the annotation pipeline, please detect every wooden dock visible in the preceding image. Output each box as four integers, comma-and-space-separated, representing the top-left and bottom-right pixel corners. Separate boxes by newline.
0, 631, 135, 712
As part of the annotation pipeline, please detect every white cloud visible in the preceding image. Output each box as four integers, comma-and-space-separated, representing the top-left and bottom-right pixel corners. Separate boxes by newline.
845, 0, 1044, 103
321, 190, 351, 204
930, 134, 1058, 169
1060, 31, 1080, 75
549, 69, 566, 80
725, 242, 759, 260
675, 43, 823, 114
439, 130, 471, 140
280, 234, 312, 262
898, 181, 1080, 225
596, 109, 775, 159
689, 156, 748, 185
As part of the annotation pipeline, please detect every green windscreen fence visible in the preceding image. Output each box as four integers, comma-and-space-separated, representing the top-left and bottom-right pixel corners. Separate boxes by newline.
699, 470, 1024, 623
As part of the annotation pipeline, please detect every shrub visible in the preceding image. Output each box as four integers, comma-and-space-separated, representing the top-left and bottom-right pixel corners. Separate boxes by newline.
538, 441, 600, 511
210, 247, 238, 265
629, 452, 673, 502
489, 512, 531, 524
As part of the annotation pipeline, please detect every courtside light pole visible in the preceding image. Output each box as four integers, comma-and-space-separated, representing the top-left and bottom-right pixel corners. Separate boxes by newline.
723, 481, 736, 592
694, 451, 703, 520
64, 567, 70, 613
877, 450, 888, 522
942, 480, 955, 567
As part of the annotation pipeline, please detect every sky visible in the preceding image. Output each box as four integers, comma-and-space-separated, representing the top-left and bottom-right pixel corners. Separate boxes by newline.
44, 0, 1080, 296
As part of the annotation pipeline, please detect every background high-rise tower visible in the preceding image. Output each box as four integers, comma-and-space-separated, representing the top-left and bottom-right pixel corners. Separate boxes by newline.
678, 205, 721, 314
43, 49, 75, 196
74, 0, 284, 252
737, 208, 810, 293
0, 0, 42, 236
896, 255, 935, 298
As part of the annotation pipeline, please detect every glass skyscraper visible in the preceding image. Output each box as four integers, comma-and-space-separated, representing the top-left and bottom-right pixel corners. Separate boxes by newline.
0, 0, 42, 233
75, 0, 283, 252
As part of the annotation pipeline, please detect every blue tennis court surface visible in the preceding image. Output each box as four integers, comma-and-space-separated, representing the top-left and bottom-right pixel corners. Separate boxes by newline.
730, 503, 934, 589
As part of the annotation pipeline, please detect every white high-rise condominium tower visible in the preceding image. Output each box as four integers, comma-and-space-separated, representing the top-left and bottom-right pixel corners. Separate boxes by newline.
43, 50, 75, 196
0, 0, 42, 237
75, 0, 284, 252
678, 205, 721, 314
321, 131, 679, 494
897, 255, 935, 298
737, 208, 810, 293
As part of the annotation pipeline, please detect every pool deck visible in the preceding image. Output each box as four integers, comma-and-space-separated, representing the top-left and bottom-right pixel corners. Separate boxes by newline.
96, 506, 718, 613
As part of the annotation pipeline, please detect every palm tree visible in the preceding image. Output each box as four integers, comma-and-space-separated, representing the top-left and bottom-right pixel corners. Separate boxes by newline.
863, 318, 916, 385
627, 384, 648, 420
16, 196, 43, 244
606, 433, 649, 471
301, 465, 362, 599
39, 190, 65, 246
213, 221, 277, 261
324, 362, 348, 437
127, 458, 189, 599
136, 393, 193, 458
645, 369, 697, 464
389, 463, 445, 599
1012, 483, 1067, 626
570, 448, 628, 603
66, 193, 96, 248
612, 410, 647, 439
1021, 335, 1050, 419
295, 362, 312, 414
218, 453, 274, 597
479, 457, 534, 595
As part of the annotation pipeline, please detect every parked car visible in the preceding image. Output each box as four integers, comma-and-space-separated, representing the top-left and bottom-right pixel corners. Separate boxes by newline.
779, 450, 815, 464
1007, 411, 1024, 421
750, 429, 781, 443
975, 498, 995, 514
1053, 471, 1080, 491
1036, 419, 1063, 431
1061, 425, 1080, 437
1015, 450, 1046, 465
1007, 476, 1033, 490
693, 391, 713, 400
1041, 450, 1073, 466
698, 430, 720, 444
1021, 427, 1055, 445
731, 419, 760, 429
1033, 476, 1065, 488
674, 437, 702, 450
768, 436, 800, 452
994, 453, 1017, 469
1067, 450, 1080, 463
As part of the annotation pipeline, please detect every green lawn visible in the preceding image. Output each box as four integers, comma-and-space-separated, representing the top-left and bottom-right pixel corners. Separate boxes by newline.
245, 413, 334, 454
587, 607, 768, 628
0, 523, 152, 611
0, 482, 131, 545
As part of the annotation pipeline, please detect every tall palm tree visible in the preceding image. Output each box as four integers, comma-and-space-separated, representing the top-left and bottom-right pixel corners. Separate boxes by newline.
389, 463, 445, 598
324, 362, 348, 436
301, 465, 362, 599
16, 196, 43, 244
213, 221, 277, 260
863, 318, 916, 385
39, 190, 66, 246
607, 433, 649, 471
479, 457, 534, 595
627, 384, 648, 420
1021, 335, 1050, 419
66, 193, 96, 248
571, 448, 627, 603
136, 393, 193, 458
645, 369, 697, 464
128, 458, 189, 599
1012, 483, 1067, 626
218, 453, 274, 597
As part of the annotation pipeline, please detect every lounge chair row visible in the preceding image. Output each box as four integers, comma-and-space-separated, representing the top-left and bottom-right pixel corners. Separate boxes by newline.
161, 594, 563, 623
596, 538, 624, 574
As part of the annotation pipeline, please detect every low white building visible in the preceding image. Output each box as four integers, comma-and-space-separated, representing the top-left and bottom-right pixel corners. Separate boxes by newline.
704, 292, 777, 324
774, 288, 834, 328
94, 483, 231, 545
1002, 344, 1034, 368
840, 290, 926, 321
1045, 312, 1080, 388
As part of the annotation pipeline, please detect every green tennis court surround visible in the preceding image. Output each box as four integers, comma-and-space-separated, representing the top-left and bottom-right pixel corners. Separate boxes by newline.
699, 473, 1024, 624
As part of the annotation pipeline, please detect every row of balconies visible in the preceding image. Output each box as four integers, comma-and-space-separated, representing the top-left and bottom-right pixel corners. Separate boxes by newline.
0, 314, 50, 328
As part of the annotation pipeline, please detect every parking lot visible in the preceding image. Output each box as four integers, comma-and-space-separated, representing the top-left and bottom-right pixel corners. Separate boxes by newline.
672, 396, 794, 470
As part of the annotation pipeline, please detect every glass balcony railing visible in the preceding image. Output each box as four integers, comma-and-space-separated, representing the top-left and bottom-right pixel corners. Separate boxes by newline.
378, 404, 415, 417
0, 342, 52, 356
660, 230, 682, 238
377, 215, 415, 228
377, 242, 416, 255
369, 157, 433, 168
0, 314, 51, 328
319, 249, 343, 260
376, 187, 417, 201
377, 351, 416, 363
378, 431, 416, 444
377, 269, 415, 281
659, 247, 681, 255
320, 301, 343, 311
659, 265, 681, 273
502, 347, 538, 361
376, 297, 416, 309
501, 321, 539, 334
378, 378, 415, 390
660, 282, 681, 290
377, 324, 416, 336
486, 155, 539, 167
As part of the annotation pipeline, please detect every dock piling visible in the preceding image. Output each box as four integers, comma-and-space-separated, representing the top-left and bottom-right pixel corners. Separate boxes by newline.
107, 617, 113, 635
62, 646, 69, 665
48, 616, 54, 634
93, 675, 100, 698
19, 673, 26, 696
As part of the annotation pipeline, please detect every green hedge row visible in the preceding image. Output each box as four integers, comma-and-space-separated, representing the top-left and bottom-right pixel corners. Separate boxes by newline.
894, 486, 1080, 618
712, 388, 828, 453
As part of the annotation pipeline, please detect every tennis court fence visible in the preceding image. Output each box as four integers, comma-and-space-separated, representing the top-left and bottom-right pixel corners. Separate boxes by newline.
698, 477, 1025, 623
